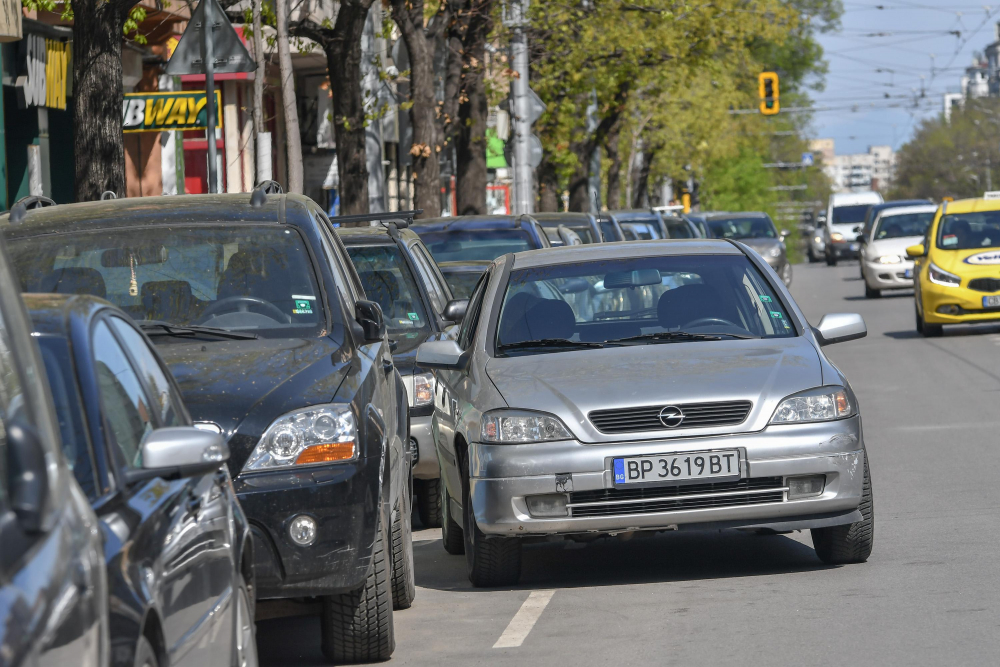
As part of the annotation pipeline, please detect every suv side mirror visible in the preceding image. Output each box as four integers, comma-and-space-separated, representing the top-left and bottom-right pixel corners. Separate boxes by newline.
7, 419, 49, 533
442, 299, 469, 324
856, 234, 865, 243
814, 313, 867, 346
355, 299, 386, 342
780, 229, 790, 239
125, 426, 229, 485
906, 244, 926, 259
417, 339, 467, 371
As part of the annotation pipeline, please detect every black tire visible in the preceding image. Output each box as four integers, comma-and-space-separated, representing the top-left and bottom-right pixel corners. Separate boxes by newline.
390, 490, 416, 610
134, 636, 158, 667
234, 575, 258, 667
416, 478, 443, 528
441, 480, 465, 555
808, 246, 819, 263
826, 254, 837, 266
916, 306, 943, 337
321, 515, 395, 663
812, 453, 875, 564
462, 463, 521, 588
864, 283, 880, 299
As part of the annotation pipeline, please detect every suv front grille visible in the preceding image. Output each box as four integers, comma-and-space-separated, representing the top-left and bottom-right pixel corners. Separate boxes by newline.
589, 401, 752, 434
968, 277, 1000, 293
568, 477, 785, 518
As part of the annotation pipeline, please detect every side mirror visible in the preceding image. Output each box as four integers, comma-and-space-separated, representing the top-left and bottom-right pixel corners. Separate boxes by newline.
442, 299, 469, 324
780, 229, 790, 239
355, 299, 386, 342
814, 313, 867, 346
416, 339, 467, 371
856, 234, 865, 243
906, 244, 926, 259
7, 419, 49, 533
125, 426, 229, 485
852, 226, 862, 234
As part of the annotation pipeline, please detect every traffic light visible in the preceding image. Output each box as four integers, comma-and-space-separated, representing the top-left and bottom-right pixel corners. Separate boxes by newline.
759, 72, 779, 115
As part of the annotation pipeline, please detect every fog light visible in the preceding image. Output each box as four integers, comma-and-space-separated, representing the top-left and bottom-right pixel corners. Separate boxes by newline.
289, 515, 317, 546
787, 475, 825, 500
937, 304, 961, 315
526, 493, 569, 518
408, 437, 419, 464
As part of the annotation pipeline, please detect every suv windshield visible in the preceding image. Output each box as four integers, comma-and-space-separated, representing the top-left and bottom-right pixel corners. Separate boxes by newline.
345, 245, 430, 333
708, 217, 776, 239
831, 205, 871, 225
619, 221, 662, 240
874, 212, 933, 240
937, 211, 1000, 250
496, 254, 793, 355
419, 229, 533, 262
8, 225, 329, 338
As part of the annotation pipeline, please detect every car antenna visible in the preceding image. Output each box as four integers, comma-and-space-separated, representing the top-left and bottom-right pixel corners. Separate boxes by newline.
593, 193, 606, 240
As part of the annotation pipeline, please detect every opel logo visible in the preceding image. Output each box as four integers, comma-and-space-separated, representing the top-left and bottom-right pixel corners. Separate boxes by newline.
658, 405, 685, 428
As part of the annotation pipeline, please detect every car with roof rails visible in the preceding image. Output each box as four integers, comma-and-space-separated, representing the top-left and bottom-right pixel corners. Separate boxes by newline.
2, 187, 412, 664
339, 220, 469, 528
703, 212, 793, 286
438, 260, 494, 299
0, 228, 109, 667
26, 292, 256, 667
610, 210, 699, 241
411, 214, 552, 264
532, 211, 625, 244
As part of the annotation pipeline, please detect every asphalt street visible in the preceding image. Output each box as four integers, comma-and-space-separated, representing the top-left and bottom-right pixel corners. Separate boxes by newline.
257, 259, 1000, 666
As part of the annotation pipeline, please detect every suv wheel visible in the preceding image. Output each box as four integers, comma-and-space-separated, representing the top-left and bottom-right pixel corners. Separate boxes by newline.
415, 478, 443, 528
441, 480, 464, 555
812, 453, 875, 564
462, 467, 521, 588
321, 515, 395, 663
390, 489, 416, 610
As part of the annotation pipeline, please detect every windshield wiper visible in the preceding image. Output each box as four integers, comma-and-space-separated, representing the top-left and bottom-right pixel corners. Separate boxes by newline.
497, 338, 605, 353
139, 323, 258, 340
606, 331, 755, 345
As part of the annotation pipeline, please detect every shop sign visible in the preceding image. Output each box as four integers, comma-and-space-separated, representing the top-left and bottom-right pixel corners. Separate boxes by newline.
0, 0, 21, 42
16, 34, 70, 110
122, 90, 223, 133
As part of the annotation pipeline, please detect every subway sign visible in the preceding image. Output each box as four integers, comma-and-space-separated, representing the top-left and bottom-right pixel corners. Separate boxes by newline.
122, 90, 223, 133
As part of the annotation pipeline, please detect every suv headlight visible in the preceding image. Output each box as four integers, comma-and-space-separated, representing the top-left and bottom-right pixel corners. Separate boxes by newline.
767, 245, 782, 258
412, 372, 434, 408
243, 404, 357, 472
771, 387, 853, 424
481, 410, 572, 444
928, 262, 960, 287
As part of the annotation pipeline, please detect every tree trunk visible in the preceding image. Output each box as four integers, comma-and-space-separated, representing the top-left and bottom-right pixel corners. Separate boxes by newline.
252, 0, 266, 182
536, 154, 560, 211
454, 0, 493, 216
275, 0, 303, 193
71, 0, 134, 201
390, 0, 445, 218
604, 119, 622, 210
632, 149, 655, 208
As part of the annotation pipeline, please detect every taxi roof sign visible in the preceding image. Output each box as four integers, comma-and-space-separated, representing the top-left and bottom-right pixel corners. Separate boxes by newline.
983, 191, 1000, 200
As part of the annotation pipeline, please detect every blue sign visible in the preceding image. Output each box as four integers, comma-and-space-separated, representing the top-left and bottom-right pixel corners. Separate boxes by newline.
801, 152, 815, 167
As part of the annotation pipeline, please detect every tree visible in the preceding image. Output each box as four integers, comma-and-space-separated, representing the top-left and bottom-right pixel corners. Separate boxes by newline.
274, 0, 303, 193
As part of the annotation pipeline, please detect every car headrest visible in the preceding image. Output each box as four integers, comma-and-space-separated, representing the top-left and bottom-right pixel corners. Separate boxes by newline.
141, 281, 193, 320
657, 284, 732, 329
498, 291, 540, 344
357, 270, 401, 309
36, 267, 107, 299
524, 298, 575, 341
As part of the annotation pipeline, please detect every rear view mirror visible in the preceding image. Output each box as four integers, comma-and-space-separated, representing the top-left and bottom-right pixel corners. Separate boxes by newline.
558, 277, 591, 294
906, 244, 926, 259
355, 299, 386, 342
814, 313, 867, 346
417, 339, 467, 371
604, 268, 662, 288
125, 426, 229, 484
442, 299, 469, 324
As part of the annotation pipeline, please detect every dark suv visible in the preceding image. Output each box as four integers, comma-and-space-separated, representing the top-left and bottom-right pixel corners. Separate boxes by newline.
339, 221, 467, 528
3, 189, 412, 663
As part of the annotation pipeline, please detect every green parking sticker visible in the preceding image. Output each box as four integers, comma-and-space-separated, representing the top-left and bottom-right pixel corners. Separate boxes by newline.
770, 311, 783, 319
760, 295, 773, 302
293, 299, 313, 314
408, 312, 420, 321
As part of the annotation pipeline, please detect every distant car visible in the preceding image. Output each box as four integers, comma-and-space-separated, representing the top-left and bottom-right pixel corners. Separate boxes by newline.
860, 204, 937, 298
532, 211, 624, 243
439, 260, 494, 299
808, 224, 826, 263
27, 293, 255, 667
683, 213, 711, 238
0, 231, 109, 667
825, 191, 883, 265
611, 210, 699, 241
705, 212, 793, 286
856, 199, 933, 277
340, 222, 468, 528
412, 215, 551, 263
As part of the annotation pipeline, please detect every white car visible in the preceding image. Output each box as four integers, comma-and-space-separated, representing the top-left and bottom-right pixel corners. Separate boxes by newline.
861, 204, 938, 297
826, 191, 883, 265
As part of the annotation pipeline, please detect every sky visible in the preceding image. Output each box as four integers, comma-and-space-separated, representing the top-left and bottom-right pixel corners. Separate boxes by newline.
812, 0, 1000, 155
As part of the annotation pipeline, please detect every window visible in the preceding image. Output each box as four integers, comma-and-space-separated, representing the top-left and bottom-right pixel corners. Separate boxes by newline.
418, 229, 534, 262
618, 221, 661, 240
347, 245, 432, 333
93, 321, 155, 468
663, 218, 695, 239
831, 205, 871, 225
314, 210, 362, 306
937, 211, 1000, 250
707, 217, 777, 240
874, 212, 933, 240
408, 244, 447, 313
109, 318, 185, 427
415, 244, 454, 303
458, 272, 490, 350
600, 220, 618, 242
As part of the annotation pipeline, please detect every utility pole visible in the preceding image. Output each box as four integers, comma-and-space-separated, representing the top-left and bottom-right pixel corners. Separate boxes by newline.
508, 0, 532, 215
203, 0, 219, 193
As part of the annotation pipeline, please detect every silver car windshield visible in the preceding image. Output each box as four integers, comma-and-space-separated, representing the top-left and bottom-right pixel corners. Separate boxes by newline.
496, 254, 794, 355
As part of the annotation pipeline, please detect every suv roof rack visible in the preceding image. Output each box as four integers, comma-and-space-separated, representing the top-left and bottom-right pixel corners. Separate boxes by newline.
250, 180, 284, 207
9, 195, 57, 223
332, 209, 423, 227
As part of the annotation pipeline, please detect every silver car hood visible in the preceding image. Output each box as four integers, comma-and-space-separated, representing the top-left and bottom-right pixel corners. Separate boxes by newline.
485, 337, 823, 443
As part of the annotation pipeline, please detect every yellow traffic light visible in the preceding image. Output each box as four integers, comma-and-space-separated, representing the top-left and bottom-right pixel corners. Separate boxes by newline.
759, 72, 779, 115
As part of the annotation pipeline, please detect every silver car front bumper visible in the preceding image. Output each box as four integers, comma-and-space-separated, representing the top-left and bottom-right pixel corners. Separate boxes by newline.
411, 415, 440, 479
468, 417, 865, 536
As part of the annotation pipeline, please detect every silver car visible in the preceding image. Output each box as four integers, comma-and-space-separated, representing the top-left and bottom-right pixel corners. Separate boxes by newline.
418, 240, 874, 587
703, 212, 793, 286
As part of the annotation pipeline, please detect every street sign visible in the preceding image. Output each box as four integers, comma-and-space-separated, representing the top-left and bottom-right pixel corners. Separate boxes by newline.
525, 88, 547, 126
801, 152, 815, 167
528, 133, 543, 168
165, 0, 254, 75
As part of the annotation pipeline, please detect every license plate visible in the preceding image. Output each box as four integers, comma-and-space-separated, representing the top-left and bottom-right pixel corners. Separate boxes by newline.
984, 296, 1000, 307
850, 243, 860, 251
904, 268, 913, 279
613, 450, 741, 486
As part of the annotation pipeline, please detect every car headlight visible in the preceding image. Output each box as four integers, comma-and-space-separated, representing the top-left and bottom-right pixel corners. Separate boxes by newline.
243, 404, 357, 471
771, 387, 853, 424
481, 410, 572, 444
830, 232, 844, 242
767, 246, 782, 258
411, 372, 434, 408
878, 255, 902, 264
928, 262, 961, 287
814, 235, 823, 244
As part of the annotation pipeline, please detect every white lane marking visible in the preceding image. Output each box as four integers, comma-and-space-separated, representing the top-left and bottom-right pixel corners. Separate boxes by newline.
893, 422, 1000, 432
492, 590, 556, 649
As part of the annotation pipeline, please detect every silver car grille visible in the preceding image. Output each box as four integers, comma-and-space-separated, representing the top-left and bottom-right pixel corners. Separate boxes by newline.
588, 401, 753, 434
568, 477, 785, 518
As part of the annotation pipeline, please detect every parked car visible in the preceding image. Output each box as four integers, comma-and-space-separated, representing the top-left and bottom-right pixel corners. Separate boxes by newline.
438, 260, 493, 299
412, 215, 551, 263
610, 210, 699, 240
340, 222, 468, 528
2, 189, 412, 663
825, 191, 883, 265
682, 213, 711, 238
0, 232, 109, 667
704, 212, 793, 285
532, 211, 624, 243
26, 293, 255, 667
860, 204, 937, 298
418, 240, 873, 587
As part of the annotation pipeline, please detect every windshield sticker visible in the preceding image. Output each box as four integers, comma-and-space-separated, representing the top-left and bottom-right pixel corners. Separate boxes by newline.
407, 312, 420, 321
293, 299, 314, 314
782, 320, 791, 329
964, 250, 1000, 265
759, 295, 773, 302
942, 234, 958, 247
770, 311, 783, 319
292, 294, 316, 300
397, 318, 415, 327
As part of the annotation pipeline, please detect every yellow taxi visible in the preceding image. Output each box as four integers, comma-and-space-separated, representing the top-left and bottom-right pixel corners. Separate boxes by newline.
909, 195, 1000, 336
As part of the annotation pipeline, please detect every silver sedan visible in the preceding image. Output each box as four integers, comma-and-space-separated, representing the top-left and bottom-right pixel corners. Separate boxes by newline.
418, 240, 874, 587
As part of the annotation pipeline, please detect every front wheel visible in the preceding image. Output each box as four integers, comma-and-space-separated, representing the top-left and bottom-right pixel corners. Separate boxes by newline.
390, 489, 416, 610
811, 453, 874, 564
826, 254, 837, 266
463, 467, 521, 588
864, 283, 880, 299
916, 306, 943, 337
415, 478, 443, 528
